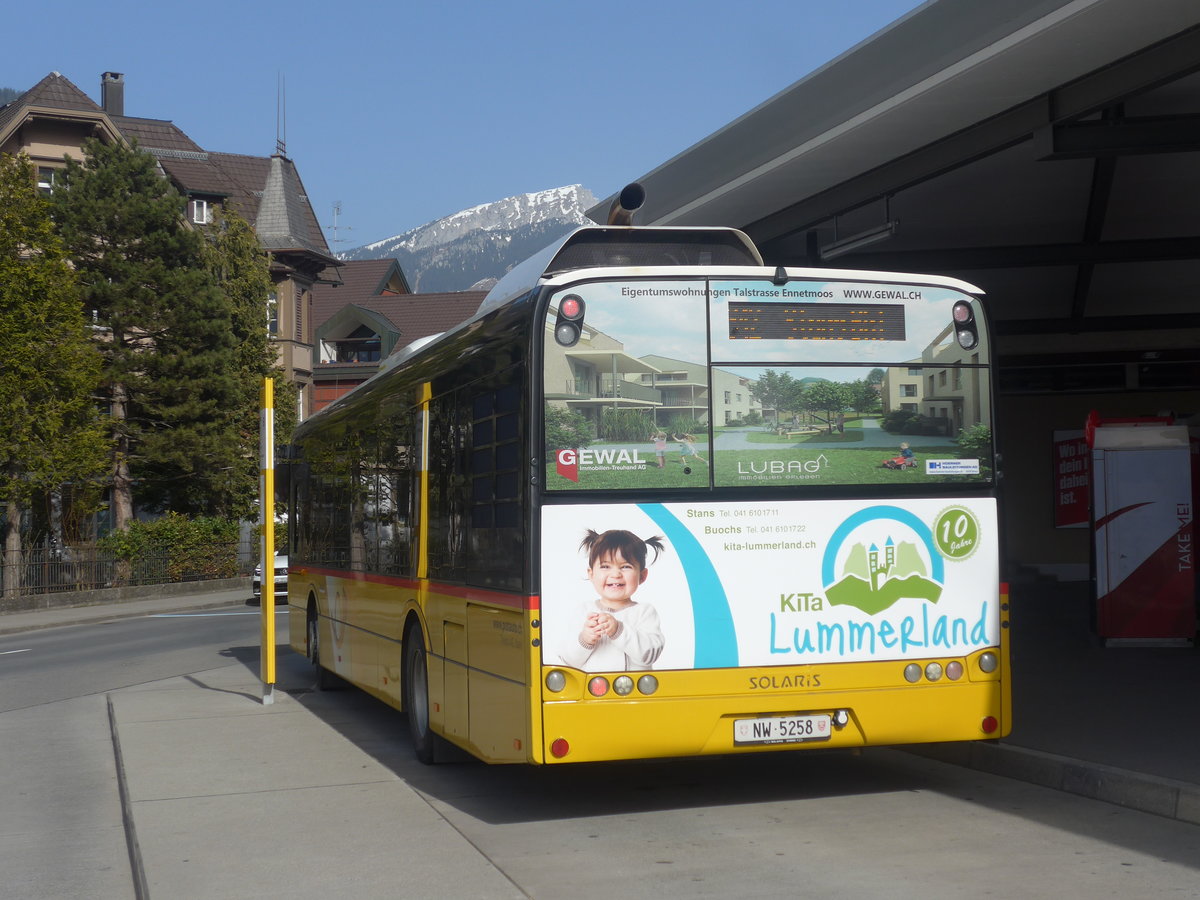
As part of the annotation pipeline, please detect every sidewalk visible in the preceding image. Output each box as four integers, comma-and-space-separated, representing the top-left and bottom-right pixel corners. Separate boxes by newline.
3, 581, 1198, 831
0, 592, 523, 899
108, 659, 523, 898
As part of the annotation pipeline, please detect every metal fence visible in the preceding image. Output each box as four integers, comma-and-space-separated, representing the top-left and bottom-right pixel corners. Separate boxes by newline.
0, 543, 244, 597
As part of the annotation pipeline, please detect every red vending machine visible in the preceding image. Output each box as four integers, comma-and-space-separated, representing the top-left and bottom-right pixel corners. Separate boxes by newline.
1086, 412, 1194, 645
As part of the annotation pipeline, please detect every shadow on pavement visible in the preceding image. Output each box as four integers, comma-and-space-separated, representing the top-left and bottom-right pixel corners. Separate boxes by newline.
204, 603, 1198, 871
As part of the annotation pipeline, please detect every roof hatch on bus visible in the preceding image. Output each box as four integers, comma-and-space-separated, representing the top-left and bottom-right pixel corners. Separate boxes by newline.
542, 227, 763, 276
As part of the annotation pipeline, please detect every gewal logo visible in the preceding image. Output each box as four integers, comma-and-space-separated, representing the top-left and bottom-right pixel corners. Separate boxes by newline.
556, 447, 647, 483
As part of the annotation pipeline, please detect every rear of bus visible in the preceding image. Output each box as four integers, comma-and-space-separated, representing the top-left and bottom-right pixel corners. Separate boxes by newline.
534, 253, 1008, 763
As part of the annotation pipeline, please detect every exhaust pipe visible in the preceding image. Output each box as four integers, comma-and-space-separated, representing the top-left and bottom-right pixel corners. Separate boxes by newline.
606, 182, 646, 226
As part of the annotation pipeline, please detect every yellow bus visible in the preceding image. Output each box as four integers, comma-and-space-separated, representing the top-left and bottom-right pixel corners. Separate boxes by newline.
287, 187, 1009, 764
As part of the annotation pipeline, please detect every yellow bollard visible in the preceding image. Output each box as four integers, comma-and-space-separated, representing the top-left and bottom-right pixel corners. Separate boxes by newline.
260, 378, 276, 703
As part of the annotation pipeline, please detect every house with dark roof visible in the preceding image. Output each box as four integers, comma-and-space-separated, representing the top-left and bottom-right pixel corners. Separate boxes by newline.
310, 258, 484, 411
0, 70, 338, 417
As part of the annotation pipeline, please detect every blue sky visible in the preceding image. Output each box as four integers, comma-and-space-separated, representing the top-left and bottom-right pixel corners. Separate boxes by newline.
9, 0, 926, 248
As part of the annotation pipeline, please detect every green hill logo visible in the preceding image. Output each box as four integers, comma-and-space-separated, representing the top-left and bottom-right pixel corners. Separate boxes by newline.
821, 506, 946, 616
825, 538, 942, 614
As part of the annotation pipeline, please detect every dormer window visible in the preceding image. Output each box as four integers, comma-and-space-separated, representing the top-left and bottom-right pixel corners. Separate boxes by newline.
334, 324, 381, 363
190, 199, 212, 225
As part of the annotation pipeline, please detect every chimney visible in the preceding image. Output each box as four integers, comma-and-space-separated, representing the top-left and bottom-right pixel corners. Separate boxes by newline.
101, 72, 124, 116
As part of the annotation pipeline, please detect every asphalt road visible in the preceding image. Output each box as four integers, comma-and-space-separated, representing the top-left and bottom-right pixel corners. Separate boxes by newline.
3, 610, 1198, 899
0, 604, 275, 713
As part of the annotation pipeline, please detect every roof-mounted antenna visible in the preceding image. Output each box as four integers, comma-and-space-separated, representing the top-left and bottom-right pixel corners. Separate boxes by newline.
326, 201, 353, 245
607, 182, 646, 226
275, 72, 287, 157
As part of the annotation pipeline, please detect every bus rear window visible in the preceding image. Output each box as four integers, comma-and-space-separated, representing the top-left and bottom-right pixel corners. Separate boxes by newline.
541, 277, 993, 490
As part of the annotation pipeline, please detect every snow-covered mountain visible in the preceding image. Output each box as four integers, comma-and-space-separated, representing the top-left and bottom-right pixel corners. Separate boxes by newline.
339, 185, 598, 292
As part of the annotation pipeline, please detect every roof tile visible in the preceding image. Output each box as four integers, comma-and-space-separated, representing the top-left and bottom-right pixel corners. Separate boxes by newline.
0, 71, 104, 136
313, 286, 485, 345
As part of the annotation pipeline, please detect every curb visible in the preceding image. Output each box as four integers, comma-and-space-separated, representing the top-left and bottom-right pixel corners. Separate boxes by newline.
108, 694, 149, 900
907, 740, 1200, 825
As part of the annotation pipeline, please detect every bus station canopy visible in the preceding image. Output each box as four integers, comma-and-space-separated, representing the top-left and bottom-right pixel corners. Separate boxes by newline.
589, 0, 1200, 341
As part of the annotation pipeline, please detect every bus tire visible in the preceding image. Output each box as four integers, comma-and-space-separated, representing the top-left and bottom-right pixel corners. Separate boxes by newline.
403, 629, 438, 764
307, 603, 338, 691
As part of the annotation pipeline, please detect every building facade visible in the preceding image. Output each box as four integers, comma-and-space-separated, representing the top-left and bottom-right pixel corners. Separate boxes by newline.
310, 258, 484, 412
880, 363, 925, 417
0, 71, 337, 417
543, 319, 765, 432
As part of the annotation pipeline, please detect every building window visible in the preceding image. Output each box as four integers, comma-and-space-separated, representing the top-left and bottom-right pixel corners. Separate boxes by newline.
190, 199, 212, 225
900, 384, 917, 397
36, 167, 58, 195
266, 291, 278, 335
907, 367, 921, 376
723, 391, 731, 403
953, 368, 962, 389
334, 325, 382, 363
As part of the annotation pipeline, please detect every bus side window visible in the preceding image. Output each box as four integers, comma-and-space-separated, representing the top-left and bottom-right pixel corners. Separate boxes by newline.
378, 402, 417, 578
468, 371, 525, 591
427, 389, 469, 582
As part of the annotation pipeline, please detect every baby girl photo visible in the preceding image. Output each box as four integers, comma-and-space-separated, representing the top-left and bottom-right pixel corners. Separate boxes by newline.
542, 506, 694, 673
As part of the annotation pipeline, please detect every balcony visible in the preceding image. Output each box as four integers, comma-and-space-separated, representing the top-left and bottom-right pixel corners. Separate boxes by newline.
561, 375, 663, 408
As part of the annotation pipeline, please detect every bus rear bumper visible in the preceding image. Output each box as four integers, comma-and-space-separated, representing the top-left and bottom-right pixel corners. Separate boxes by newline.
540, 682, 1007, 764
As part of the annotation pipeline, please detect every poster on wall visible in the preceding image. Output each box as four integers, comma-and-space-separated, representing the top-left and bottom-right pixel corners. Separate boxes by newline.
1053, 430, 1090, 528
540, 498, 1000, 673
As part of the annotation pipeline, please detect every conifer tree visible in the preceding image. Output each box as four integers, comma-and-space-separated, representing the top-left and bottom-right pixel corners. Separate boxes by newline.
0, 153, 107, 596
199, 207, 296, 517
52, 138, 248, 524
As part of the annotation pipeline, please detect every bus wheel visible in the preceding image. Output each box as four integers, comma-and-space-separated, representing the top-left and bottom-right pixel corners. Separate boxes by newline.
403, 631, 437, 764
307, 607, 336, 691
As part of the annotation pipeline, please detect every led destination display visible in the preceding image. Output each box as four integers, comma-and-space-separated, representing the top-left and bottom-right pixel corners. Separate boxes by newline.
728, 301, 906, 341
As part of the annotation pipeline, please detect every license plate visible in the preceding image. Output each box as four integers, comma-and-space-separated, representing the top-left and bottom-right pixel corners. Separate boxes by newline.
733, 714, 831, 745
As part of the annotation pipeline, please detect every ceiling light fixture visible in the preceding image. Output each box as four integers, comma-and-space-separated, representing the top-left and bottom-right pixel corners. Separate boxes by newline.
819, 221, 898, 260
820, 197, 898, 261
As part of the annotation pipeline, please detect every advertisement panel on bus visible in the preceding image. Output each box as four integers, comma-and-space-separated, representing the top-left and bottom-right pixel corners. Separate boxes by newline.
542, 277, 992, 492
540, 498, 999, 673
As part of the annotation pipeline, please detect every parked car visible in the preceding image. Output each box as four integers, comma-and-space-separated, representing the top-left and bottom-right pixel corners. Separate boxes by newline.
252, 552, 288, 600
